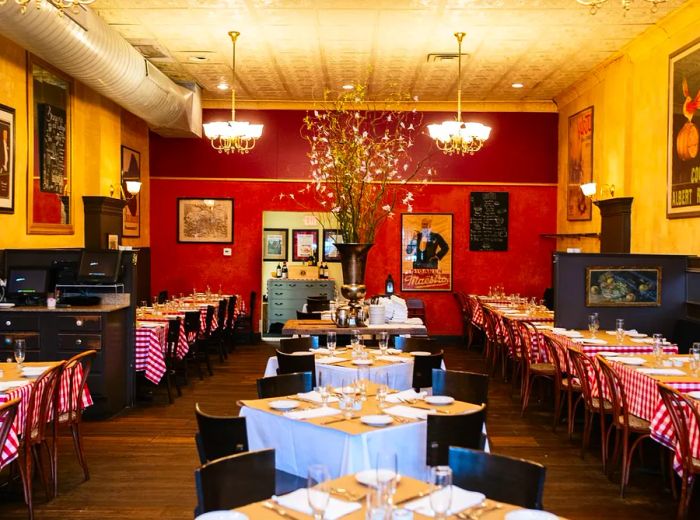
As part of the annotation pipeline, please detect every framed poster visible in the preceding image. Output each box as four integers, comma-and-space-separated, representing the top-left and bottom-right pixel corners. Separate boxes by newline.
401, 213, 452, 292
0, 103, 15, 213
177, 198, 234, 243
263, 228, 288, 261
567, 106, 593, 221
322, 229, 343, 262
668, 39, 700, 218
585, 267, 661, 307
292, 229, 319, 262
121, 145, 141, 237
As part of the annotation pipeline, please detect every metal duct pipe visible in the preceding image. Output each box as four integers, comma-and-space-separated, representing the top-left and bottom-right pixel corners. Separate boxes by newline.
0, 3, 201, 138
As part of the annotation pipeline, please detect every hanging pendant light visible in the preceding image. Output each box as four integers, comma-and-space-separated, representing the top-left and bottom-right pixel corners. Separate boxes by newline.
428, 32, 491, 156
203, 31, 263, 154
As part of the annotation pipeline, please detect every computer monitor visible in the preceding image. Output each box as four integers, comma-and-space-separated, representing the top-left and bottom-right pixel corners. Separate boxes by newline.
77, 250, 122, 284
6, 268, 49, 304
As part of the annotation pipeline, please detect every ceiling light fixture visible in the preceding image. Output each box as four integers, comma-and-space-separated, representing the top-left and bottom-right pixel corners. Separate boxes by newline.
428, 32, 491, 156
0, 0, 95, 15
342, 84, 355, 90
511, 82, 524, 89
576, 0, 666, 15
216, 82, 229, 91
202, 31, 263, 154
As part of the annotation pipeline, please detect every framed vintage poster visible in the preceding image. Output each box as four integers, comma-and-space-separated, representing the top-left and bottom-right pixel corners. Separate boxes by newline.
322, 229, 343, 262
263, 228, 288, 261
585, 267, 661, 307
0, 103, 15, 213
401, 213, 452, 292
567, 106, 593, 221
177, 198, 234, 243
121, 146, 141, 237
668, 39, 700, 218
292, 229, 319, 262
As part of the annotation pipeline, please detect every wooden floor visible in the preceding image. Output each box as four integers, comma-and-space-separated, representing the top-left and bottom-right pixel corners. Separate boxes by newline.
0, 341, 694, 519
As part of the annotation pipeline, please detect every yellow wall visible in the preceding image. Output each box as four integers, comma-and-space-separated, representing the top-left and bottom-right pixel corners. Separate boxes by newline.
555, 1, 700, 254
0, 34, 150, 250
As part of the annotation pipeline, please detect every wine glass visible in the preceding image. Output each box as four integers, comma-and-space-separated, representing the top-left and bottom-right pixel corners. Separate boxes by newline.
376, 452, 399, 505
307, 464, 331, 520
14, 339, 26, 368
378, 331, 389, 355
429, 466, 453, 520
327, 331, 336, 355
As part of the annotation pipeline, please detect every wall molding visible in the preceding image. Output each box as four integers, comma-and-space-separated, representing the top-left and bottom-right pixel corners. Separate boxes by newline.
151, 177, 557, 187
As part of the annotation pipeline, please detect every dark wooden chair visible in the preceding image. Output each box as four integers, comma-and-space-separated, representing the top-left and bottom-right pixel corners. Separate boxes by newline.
401, 337, 438, 353
426, 404, 486, 466
184, 310, 212, 378
256, 372, 313, 399
276, 350, 316, 387
296, 310, 317, 320
157, 290, 168, 304
307, 296, 330, 313
448, 446, 546, 510
278, 337, 313, 354
406, 298, 427, 325
657, 383, 700, 520
205, 299, 228, 363
431, 369, 489, 407
52, 350, 96, 496
194, 403, 248, 464
164, 318, 182, 404
233, 291, 257, 344
224, 295, 238, 350
411, 351, 444, 391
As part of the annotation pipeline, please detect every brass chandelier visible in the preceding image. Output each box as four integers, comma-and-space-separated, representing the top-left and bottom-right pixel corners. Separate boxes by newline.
203, 31, 263, 155
576, 0, 666, 15
428, 32, 491, 156
0, 0, 95, 15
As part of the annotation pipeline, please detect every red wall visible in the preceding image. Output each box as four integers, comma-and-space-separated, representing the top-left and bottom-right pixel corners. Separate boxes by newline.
149, 108, 558, 336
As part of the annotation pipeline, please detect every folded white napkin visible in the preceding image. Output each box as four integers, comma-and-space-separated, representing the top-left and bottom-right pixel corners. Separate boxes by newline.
296, 391, 339, 404
312, 348, 331, 354
572, 338, 608, 345
383, 404, 430, 420
605, 329, 640, 336
532, 323, 553, 329
0, 380, 30, 392
21, 366, 51, 376
316, 356, 347, 365
386, 389, 427, 403
274, 489, 362, 520
405, 317, 424, 325
387, 348, 402, 355
404, 486, 485, 517
284, 406, 342, 420
376, 355, 410, 364
137, 322, 162, 328
559, 330, 583, 338
630, 338, 671, 345
636, 368, 686, 376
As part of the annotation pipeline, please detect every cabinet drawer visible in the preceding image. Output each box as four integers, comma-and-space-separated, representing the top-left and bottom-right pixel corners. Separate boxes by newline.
268, 310, 296, 321
1, 332, 40, 352
0, 315, 39, 332
56, 315, 102, 332
57, 333, 102, 352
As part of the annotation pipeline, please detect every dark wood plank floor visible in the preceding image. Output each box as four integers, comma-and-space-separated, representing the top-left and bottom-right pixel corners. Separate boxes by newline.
0, 342, 692, 519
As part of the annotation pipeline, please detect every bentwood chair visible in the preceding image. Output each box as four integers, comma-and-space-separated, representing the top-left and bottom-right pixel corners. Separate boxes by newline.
541, 335, 582, 437
597, 356, 651, 496
278, 337, 313, 354
256, 372, 313, 399
448, 447, 547, 510
18, 362, 65, 519
500, 316, 523, 386
194, 403, 248, 464
0, 397, 21, 472
431, 369, 489, 409
276, 350, 316, 387
411, 351, 444, 391
481, 306, 505, 378
426, 404, 486, 466
657, 383, 700, 520
517, 321, 555, 416
52, 350, 96, 497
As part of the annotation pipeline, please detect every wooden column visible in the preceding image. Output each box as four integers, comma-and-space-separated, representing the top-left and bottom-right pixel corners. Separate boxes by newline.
83, 196, 127, 250
593, 197, 633, 254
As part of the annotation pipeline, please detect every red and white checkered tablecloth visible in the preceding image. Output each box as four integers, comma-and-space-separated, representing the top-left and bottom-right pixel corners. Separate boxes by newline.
1, 363, 92, 469
650, 396, 700, 475
135, 320, 190, 384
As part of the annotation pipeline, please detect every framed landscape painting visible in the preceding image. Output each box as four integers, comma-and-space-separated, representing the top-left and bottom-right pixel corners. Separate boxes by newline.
177, 198, 234, 243
585, 267, 661, 307
263, 228, 288, 261
0, 103, 15, 213
322, 229, 343, 262
401, 213, 453, 292
567, 106, 593, 221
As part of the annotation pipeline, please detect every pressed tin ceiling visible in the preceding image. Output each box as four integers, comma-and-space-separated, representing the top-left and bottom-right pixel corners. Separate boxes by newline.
90, 0, 688, 103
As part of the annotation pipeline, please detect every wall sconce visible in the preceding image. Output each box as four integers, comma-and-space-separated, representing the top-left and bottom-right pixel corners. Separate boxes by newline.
109, 171, 142, 201
580, 182, 615, 200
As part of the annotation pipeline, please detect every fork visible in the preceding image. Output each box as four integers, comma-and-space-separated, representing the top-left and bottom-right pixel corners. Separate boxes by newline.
262, 500, 304, 520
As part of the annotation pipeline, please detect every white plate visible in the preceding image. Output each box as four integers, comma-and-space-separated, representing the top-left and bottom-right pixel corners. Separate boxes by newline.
355, 469, 399, 487
352, 359, 373, 365
425, 395, 455, 406
597, 352, 622, 357
0, 303, 15, 308
360, 414, 394, 426
614, 357, 646, 366
268, 399, 300, 411
195, 512, 248, 520
505, 510, 558, 520
580, 338, 608, 345
687, 391, 700, 400
409, 351, 431, 356
626, 332, 648, 338
291, 351, 314, 356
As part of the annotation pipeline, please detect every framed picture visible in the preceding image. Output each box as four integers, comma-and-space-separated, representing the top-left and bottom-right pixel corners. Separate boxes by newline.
567, 106, 593, 221
322, 229, 343, 262
585, 267, 661, 307
107, 234, 119, 250
177, 198, 234, 243
0, 103, 15, 213
263, 228, 288, 261
121, 145, 140, 237
668, 38, 700, 218
401, 213, 453, 292
292, 229, 319, 262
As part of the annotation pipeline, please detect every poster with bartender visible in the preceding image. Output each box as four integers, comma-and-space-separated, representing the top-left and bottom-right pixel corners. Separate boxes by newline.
401, 213, 453, 292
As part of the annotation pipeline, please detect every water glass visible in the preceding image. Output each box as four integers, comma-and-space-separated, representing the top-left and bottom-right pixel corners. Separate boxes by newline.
429, 466, 453, 519
340, 383, 357, 418
652, 333, 664, 365
356, 367, 370, 401
307, 464, 331, 520
378, 331, 389, 355
14, 339, 26, 367
615, 319, 625, 343
376, 384, 388, 409
366, 482, 391, 520
327, 331, 337, 354
691, 343, 700, 375
376, 452, 399, 503
588, 314, 599, 337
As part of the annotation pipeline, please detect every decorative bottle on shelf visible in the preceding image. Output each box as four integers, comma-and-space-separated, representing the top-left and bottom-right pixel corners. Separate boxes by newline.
320, 262, 326, 279
324, 262, 330, 279
275, 263, 282, 278
281, 262, 288, 279
385, 274, 395, 296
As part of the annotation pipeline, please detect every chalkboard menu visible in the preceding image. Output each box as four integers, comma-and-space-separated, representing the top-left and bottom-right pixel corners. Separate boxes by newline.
470, 192, 509, 251
38, 103, 67, 194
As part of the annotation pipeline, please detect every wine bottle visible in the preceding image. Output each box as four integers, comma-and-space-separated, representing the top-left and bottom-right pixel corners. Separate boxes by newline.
282, 262, 288, 279
275, 263, 282, 278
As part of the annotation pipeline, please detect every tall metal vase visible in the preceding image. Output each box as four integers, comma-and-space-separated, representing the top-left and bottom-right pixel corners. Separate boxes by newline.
335, 242, 373, 306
